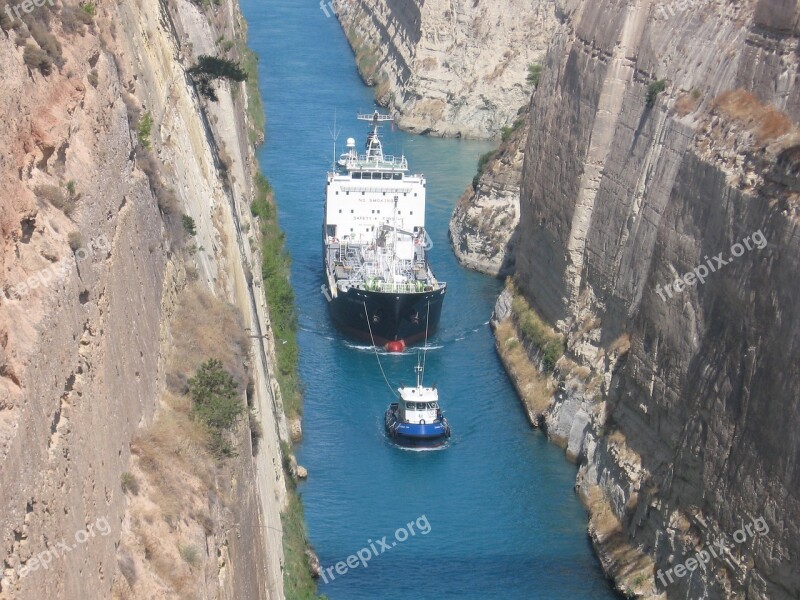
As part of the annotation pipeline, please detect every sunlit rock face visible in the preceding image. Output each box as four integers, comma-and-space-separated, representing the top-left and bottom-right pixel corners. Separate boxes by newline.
337, 0, 558, 139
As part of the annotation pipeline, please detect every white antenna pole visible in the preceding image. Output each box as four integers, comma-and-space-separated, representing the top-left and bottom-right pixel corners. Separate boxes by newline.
331, 110, 337, 170
391, 195, 398, 285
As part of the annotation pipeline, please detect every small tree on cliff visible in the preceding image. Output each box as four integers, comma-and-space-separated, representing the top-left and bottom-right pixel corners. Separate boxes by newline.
187, 55, 248, 101
188, 359, 244, 455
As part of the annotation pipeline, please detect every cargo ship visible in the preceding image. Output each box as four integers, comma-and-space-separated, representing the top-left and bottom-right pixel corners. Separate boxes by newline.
322, 112, 446, 352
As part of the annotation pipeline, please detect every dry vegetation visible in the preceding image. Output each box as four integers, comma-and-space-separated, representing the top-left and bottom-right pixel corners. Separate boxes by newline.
583, 484, 658, 598
166, 285, 250, 395
112, 285, 252, 599
712, 89, 793, 144
495, 318, 555, 422
508, 279, 564, 372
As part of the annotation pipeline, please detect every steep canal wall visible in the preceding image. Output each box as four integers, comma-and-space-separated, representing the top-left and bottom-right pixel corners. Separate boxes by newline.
0, 0, 294, 597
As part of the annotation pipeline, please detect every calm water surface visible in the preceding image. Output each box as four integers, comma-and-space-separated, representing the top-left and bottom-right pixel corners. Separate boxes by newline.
241, 1, 619, 597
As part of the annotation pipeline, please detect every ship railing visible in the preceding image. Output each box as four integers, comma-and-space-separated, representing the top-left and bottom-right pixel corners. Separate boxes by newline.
344, 155, 408, 170
357, 280, 443, 294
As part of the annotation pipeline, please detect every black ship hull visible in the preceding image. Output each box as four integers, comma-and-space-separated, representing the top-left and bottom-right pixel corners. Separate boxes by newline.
326, 285, 445, 348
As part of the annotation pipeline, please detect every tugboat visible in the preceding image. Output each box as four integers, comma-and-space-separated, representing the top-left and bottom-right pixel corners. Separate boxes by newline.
322, 111, 446, 352
385, 355, 451, 446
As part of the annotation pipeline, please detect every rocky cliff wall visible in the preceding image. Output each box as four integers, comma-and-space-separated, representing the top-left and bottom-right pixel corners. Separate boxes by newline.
0, 0, 287, 598
336, 0, 558, 138
449, 107, 527, 275
507, 0, 800, 598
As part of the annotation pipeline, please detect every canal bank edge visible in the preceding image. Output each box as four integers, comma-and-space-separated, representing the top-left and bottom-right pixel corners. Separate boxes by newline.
491, 281, 653, 598
240, 19, 322, 600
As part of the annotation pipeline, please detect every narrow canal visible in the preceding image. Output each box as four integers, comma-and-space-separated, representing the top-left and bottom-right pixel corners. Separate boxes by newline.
241, 1, 620, 597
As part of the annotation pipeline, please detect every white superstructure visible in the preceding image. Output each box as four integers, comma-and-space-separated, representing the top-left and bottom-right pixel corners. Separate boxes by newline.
325, 114, 425, 244
323, 112, 442, 297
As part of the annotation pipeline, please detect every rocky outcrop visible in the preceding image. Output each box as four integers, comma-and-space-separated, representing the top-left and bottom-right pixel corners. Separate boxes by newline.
450, 108, 527, 275
505, 0, 800, 598
336, 0, 558, 138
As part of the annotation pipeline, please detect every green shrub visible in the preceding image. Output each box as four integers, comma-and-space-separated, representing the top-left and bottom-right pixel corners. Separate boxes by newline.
137, 112, 153, 149
188, 359, 245, 457
182, 214, 197, 236
179, 544, 201, 566
646, 79, 667, 107
251, 172, 301, 417
512, 293, 564, 372
189, 359, 244, 431
187, 55, 248, 102
526, 63, 543, 87
120, 472, 139, 494
472, 149, 497, 190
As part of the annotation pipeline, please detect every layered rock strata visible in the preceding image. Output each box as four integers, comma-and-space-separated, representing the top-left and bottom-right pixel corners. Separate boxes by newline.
336, 0, 558, 138
501, 0, 800, 598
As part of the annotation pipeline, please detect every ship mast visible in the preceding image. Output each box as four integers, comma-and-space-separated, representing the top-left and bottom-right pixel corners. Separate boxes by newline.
391, 195, 398, 284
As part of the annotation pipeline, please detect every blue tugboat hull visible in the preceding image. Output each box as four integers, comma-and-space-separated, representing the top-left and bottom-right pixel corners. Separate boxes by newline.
385, 406, 451, 445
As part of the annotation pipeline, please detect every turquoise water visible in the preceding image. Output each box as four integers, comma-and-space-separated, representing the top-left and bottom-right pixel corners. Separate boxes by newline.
241, 1, 619, 598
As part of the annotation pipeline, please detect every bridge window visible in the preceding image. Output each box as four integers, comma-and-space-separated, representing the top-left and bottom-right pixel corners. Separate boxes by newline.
382, 173, 392, 180
352, 172, 362, 179
393, 173, 402, 180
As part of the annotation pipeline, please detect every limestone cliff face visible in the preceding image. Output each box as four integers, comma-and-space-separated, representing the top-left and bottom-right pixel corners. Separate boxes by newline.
507, 0, 800, 598
449, 108, 527, 276
0, 0, 287, 598
336, 0, 558, 138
